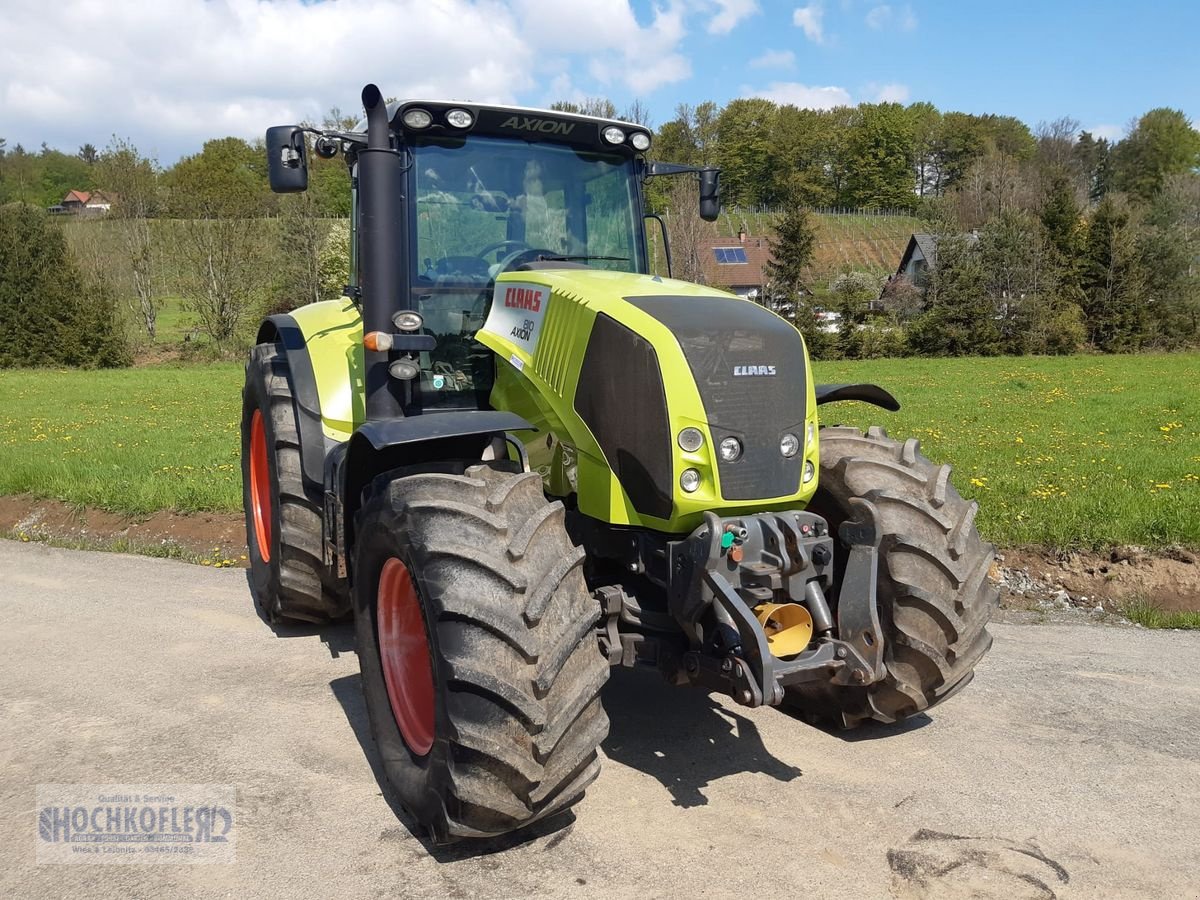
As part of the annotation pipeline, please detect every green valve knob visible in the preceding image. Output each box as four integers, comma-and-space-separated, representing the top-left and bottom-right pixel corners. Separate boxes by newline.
720, 532, 735, 550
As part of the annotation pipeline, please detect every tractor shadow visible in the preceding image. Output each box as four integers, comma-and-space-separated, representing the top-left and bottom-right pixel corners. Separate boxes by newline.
600, 667, 803, 808
244, 571, 357, 658
329, 673, 578, 862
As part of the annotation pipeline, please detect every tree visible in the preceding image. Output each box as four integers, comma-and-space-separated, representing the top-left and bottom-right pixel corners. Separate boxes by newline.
764, 198, 816, 318
35, 147, 94, 207
827, 271, 882, 356
1139, 174, 1200, 347
96, 137, 161, 339
771, 105, 837, 206
908, 101, 943, 197
78, 143, 98, 165
1110, 108, 1200, 201
839, 103, 916, 209
164, 137, 272, 348
271, 191, 333, 313
550, 98, 617, 118
715, 98, 779, 206
657, 175, 711, 284
1074, 131, 1112, 201
1034, 117, 1080, 174
622, 99, 653, 128
908, 229, 998, 356
0, 205, 129, 368
1079, 195, 1148, 351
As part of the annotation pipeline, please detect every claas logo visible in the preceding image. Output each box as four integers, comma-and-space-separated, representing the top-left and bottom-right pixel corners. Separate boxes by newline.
504, 287, 543, 312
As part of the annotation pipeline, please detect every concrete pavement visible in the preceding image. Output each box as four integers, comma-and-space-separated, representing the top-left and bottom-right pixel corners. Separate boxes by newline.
2, 540, 1198, 898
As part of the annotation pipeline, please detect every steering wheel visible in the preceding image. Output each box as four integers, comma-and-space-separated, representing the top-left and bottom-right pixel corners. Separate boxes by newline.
476, 240, 533, 263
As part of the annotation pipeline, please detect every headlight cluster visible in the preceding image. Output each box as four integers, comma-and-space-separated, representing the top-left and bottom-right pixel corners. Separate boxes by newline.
601, 125, 652, 151
674, 424, 817, 495
401, 108, 474, 130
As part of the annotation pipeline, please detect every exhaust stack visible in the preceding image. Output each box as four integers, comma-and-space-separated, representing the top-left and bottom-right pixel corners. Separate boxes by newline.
358, 84, 406, 420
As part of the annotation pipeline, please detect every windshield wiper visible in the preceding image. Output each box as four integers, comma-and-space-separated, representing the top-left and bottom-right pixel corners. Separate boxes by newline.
536, 254, 630, 262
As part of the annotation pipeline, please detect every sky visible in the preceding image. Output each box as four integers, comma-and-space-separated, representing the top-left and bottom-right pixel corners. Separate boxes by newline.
1, 0, 1197, 164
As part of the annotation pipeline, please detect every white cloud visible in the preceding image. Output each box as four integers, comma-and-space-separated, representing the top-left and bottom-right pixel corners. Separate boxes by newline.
744, 81, 852, 109
865, 4, 891, 29
865, 3, 916, 30
0, 0, 696, 161
792, 3, 825, 43
1086, 123, 1124, 142
706, 0, 759, 35
749, 49, 796, 70
871, 82, 910, 103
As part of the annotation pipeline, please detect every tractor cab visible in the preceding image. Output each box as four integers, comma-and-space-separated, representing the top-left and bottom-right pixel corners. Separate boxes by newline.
267, 91, 717, 418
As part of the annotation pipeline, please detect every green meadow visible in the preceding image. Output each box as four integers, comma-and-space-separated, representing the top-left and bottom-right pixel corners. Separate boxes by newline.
1, 353, 1197, 548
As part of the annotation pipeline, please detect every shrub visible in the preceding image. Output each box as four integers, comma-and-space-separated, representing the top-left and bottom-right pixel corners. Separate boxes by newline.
0, 204, 130, 368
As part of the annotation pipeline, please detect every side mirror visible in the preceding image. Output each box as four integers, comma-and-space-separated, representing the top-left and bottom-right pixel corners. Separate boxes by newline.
699, 167, 720, 221
266, 125, 308, 193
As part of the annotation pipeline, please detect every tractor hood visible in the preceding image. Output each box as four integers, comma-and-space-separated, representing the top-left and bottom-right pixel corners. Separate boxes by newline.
478, 269, 819, 533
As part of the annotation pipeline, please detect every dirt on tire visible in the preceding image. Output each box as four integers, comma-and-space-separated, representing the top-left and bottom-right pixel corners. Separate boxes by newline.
352, 463, 610, 842
791, 425, 998, 726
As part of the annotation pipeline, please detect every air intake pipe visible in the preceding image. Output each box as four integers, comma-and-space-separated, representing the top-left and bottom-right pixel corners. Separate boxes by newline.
358, 83, 406, 419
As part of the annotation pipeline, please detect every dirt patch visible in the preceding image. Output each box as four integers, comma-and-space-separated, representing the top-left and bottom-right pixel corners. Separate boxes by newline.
993, 545, 1200, 614
0, 495, 246, 568
2, 494, 1198, 614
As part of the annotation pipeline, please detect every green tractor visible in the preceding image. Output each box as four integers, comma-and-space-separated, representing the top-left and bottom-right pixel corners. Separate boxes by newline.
243, 84, 996, 842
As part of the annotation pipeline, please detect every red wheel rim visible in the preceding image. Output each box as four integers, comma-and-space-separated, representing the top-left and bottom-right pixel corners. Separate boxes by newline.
377, 557, 436, 756
249, 409, 272, 563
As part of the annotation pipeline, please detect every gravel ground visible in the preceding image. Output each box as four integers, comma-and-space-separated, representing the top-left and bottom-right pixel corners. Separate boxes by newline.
2, 540, 1198, 899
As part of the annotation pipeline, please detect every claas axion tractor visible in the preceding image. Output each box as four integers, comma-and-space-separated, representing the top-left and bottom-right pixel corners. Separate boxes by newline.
243, 84, 996, 842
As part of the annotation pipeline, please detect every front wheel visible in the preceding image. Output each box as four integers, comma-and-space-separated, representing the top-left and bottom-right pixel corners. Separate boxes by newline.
352, 464, 610, 843
787, 426, 997, 726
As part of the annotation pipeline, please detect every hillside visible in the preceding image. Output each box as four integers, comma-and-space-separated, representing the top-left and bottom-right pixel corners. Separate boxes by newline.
717, 207, 921, 276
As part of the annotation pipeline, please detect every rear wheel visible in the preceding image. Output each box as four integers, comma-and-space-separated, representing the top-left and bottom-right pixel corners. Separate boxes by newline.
241, 342, 347, 624
788, 426, 997, 726
353, 464, 610, 843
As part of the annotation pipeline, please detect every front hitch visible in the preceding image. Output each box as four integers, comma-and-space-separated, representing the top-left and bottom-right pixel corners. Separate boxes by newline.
672, 504, 887, 707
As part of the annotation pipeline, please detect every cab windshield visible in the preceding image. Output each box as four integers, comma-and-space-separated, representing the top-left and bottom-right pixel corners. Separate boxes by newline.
412, 135, 645, 282
405, 134, 645, 410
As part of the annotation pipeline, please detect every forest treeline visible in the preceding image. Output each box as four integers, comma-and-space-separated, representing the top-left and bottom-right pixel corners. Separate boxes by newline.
0, 98, 1197, 365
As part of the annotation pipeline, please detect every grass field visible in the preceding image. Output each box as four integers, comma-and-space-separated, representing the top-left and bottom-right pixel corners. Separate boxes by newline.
1, 353, 1197, 548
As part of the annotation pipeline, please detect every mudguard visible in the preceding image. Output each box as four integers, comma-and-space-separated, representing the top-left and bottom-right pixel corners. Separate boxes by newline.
814, 383, 900, 412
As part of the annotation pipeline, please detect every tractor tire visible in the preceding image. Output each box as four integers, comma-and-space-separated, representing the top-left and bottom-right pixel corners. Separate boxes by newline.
789, 426, 997, 727
352, 464, 610, 843
241, 342, 347, 624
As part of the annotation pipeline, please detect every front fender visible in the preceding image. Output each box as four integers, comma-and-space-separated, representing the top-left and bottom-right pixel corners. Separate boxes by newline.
814, 383, 900, 412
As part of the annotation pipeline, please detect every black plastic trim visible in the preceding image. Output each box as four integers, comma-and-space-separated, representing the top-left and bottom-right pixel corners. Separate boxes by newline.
351, 410, 535, 451
574, 313, 674, 521
258, 314, 326, 494
814, 383, 900, 412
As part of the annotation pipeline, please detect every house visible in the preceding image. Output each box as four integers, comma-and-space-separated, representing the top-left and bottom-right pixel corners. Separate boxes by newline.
47, 190, 112, 216
886, 231, 979, 295
894, 233, 939, 288
699, 231, 773, 299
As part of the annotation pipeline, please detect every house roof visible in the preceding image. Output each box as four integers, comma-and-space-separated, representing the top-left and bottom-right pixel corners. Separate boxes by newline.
63, 190, 90, 204
699, 235, 772, 289
895, 232, 978, 275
